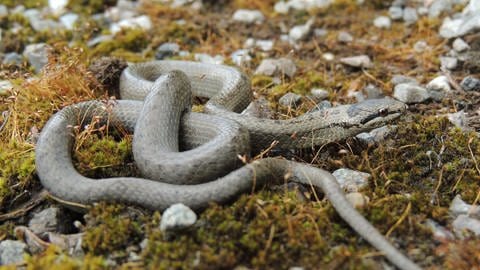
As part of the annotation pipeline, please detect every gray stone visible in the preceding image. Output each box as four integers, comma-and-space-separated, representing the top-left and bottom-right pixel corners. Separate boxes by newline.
426, 75, 451, 101
155, 42, 180, 60
30, 18, 61, 32
322, 52, 334, 61
28, 207, 68, 235
110, 15, 152, 34
449, 195, 480, 217
440, 56, 458, 70
273, 0, 332, 13
453, 214, 480, 237
389, 6, 403, 20
393, 83, 429, 104
391, 75, 418, 86
356, 125, 398, 145
23, 43, 50, 73
461, 76, 480, 91
339, 55, 373, 68
274, 1, 290, 13
337, 31, 353, 43
447, 110, 471, 131
0, 240, 27, 265
452, 38, 470, 52
425, 219, 454, 241
310, 88, 329, 100
255, 40, 274, 51
413, 40, 429, 53
160, 203, 197, 232
2, 53, 22, 65
439, 13, 480, 39
428, 0, 452, 18
373, 16, 391, 29
194, 53, 224, 65
345, 192, 369, 208
309, 100, 332, 113
241, 97, 273, 118
403, 7, 418, 25
314, 28, 328, 37
0, 5, 7, 18
231, 49, 252, 66
363, 84, 384, 99
232, 9, 264, 24
255, 58, 297, 78
0, 80, 13, 96
279, 93, 302, 107
289, 18, 314, 41
59, 13, 79, 30
87, 35, 113, 47
332, 168, 370, 191
48, 0, 68, 15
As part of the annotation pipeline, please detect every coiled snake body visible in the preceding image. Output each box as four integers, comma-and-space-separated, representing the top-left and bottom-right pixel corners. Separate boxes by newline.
36, 61, 419, 269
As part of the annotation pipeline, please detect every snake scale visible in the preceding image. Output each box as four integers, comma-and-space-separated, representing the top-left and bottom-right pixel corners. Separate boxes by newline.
35, 60, 420, 269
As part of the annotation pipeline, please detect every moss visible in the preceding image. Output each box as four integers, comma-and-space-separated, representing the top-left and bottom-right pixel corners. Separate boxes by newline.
25, 245, 106, 269
89, 28, 150, 58
66, 0, 118, 15
1, 0, 47, 8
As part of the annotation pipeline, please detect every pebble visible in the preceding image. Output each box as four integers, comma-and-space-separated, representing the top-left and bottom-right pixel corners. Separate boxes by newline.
403, 7, 418, 25
48, 0, 68, 15
337, 31, 353, 43
255, 40, 274, 51
231, 49, 252, 66
59, 13, 79, 30
363, 84, 384, 99
289, 18, 314, 41
0, 5, 7, 18
105, 0, 138, 22
426, 75, 451, 101
355, 125, 398, 145
23, 43, 50, 73
155, 42, 180, 60
439, 13, 480, 39
388, 6, 403, 20
28, 207, 70, 236
345, 192, 369, 209
391, 74, 418, 86
339, 55, 373, 69
274, 1, 290, 13
110, 15, 152, 34
160, 203, 197, 232
0, 80, 13, 96
393, 83, 429, 104
232, 9, 264, 24
86, 35, 113, 47
452, 214, 480, 237
449, 195, 480, 217
332, 168, 370, 191
447, 110, 471, 131
274, 0, 332, 13
255, 58, 297, 78
30, 17, 61, 32
241, 97, 273, 118
314, 28, 328, 37
452, 38, 470, 52
460, 76, 480, 91
309, 100, 332, 112
428, 0, 452, 18
310, 88, 329, 100
413, 40, 429, 53
425, 219, 454, 241
373, 16, 391, 29
322, 52, 334, 61
0, 240, 27, 265
279, 92, 302, 107
194, 53, 224, 65
440, 56, 458, 70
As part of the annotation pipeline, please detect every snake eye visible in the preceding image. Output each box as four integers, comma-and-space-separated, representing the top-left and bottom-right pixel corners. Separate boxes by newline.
378, 108, 388, 117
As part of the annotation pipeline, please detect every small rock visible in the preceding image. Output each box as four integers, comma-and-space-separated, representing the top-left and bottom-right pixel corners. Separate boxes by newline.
337, 31, 353, 43
28, 207, 71, 236
231, 49, 252, 66
23, 43, 50, 73
48, 0, 68, 15
426, 75, 451, 101
440, 56, 458, 70
413, 40, 429, 53
447, 110, 471, 131
46, 232, 84, 257
439, 13, 480, 39
391, 74, 418, 86
0, 5, 7, 18
255, 58, 297, 78
0, 240, 27, 265
87, 35, 113, 47
289, 18, 314, 41
453, 214, 480, 237
241, 97, 273, 118
393, 83, 429, 104
0, 80, 13, 95
274, 1, 290, 13
425, 219, 454, 241
373, 16, 391, 29
461, 76, 480, 91
160, 203, 197, 232
279, 93, 302, 107
428, 0, 452, 18
110, 15, 152, 34
417, 6, 429, 16
339, 55, 373, 69
155, 42, 180, 60
322, 52, 334, 61
389, 6, 403, 20
30, 18, 61, 32
356, 125, 398, 145
232, 9, 264, 24
403, 7, 418, 25
363, 84, 384, 99
452, 38, 470, 52
59, 13, 79, 30
255, 40, 274, 51
449, 195, 480, 217
332, 168, 370, 191
345, 192, 369, 208
194, 53, 224, 65
314, 28, 328, 37
310, 88, 329, 100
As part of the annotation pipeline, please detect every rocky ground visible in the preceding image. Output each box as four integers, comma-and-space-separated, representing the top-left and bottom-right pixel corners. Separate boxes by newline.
1, 0, 480, 269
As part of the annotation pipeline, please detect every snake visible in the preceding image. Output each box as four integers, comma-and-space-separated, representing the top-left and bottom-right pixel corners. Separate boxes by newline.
35, 60, 420, 270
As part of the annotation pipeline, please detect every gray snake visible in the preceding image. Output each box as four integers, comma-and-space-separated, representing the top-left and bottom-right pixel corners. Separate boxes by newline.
35, 60, 419, 269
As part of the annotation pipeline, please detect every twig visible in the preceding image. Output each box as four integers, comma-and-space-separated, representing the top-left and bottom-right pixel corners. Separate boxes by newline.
386, 201, 411, 238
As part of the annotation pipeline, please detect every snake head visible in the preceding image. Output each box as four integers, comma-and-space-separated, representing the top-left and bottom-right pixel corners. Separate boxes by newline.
346, 98, 407, 128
